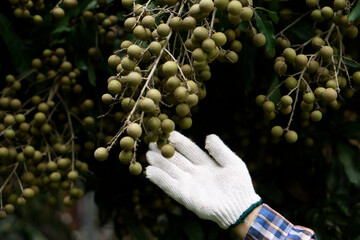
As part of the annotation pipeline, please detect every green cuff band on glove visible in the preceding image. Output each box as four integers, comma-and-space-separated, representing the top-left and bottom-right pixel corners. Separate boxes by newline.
230, 199, 263, 228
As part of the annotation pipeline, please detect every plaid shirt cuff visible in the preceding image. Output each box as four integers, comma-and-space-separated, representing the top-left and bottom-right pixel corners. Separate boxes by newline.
245, 204, 316, 240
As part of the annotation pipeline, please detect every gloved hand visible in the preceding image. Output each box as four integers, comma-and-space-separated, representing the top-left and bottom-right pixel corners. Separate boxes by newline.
145, 131, 262, 229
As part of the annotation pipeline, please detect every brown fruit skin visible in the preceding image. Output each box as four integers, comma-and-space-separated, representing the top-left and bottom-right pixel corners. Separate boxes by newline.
161, 144, 175, 158
285, 130, 298, 143
129, 162, 142, 175
252, 33, 266, 48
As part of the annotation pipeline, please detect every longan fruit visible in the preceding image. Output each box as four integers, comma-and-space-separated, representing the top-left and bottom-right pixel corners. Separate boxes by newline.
263, 100, 275, 112
127, 123, 142, 138
94, 147, 108, 161
52, 7, 65, 19
252, 33, 266, 47
211, 32, 227, 47
162, 61, 178, 77
107, 80, 122, 95
129, 162, 142, 175
311, 110, 322, 122
285, 130, 298, 143
271, 126, 283, 138
161, 144, 175, 158
227, 0, 242, 15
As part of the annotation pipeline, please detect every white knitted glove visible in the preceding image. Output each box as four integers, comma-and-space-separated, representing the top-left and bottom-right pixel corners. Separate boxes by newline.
145, 131, 262, 229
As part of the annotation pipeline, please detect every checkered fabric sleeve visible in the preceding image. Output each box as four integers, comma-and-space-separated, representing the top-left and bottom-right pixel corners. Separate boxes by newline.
245, 204, 316, 240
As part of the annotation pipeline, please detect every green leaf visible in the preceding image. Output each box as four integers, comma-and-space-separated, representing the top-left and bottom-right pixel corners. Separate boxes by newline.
254, 11, 276, 57
88, 61, 97, 86
336, 143, 360, 187
0, 14, 30, 74
182, 220, 204, 240
255, 7, 279, 23
267, 74, 281, 104
343, 57, 360, 70
286, 20, 313, 42
348, 1, 360, 22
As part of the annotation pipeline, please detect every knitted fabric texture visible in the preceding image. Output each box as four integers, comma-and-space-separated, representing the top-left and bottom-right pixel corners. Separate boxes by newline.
146, 131, 261, 229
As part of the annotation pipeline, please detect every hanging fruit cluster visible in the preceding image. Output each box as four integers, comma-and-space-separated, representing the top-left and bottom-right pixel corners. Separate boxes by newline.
94, 0, 271, 174
0, 48, 94, 219
256, 0, 360, 143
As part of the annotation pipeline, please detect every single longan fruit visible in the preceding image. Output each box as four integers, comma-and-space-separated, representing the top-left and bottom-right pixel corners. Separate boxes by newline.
161, 119, 175, 133
193, 26, 208, 41
170, 17, 183, 31
127, 123, 142, 138
252, 33, 266, 47
107, 80, 122, 95
306, 0, 318, 8
280, 95, 293, 106
120, 136, 135, 151
174, 86, 189, 102
311, 9, 324, 23
226, 51, 239, 63
141, 15, 155, 28
162, 61, 178, 77
274, 61, 287, 75
321, 88, 337, 103
262, 100, 275, 112
202, 39, 216, 53
353, 71, 360, 84
199, 0, 214, 13
319, 46, 333, 60
52, 7, 65, 19
303, 92, 315, 104
119, 150, 133, 164
285, 130, 298, 143
127, 45, 142, 59
311, 110, 322, 122
255, 95, 266, 106
283, 48, 296, 63
147, 117, 161, 131
321, 6, 333, 19
271, 126, 283, 138
157, 23, 171, 38
63, 0, 78, 9
126, 72, 142, 86
161, 144, 175, 158
186, 94, 199, 107
129, 162, 142, 175
23, 188, 35, 199
311, 36, 324, 49
140, 98, 156, 112
67, 170, 79, 181
214, 0, 229, 10
182, 16, 196, 30
333, 0, 346, 10
94, 147, 108, 161
179, 117, 192, 129
294, 54, 308, 68
122, 0, 133, 8
176, 103, 190, 117
133, 25, 147, 40
211, 32, 227, 47
108, 55, 121, 68
240, 7, 253, 21
227, 0, 242, 15
31, 58, 42, 69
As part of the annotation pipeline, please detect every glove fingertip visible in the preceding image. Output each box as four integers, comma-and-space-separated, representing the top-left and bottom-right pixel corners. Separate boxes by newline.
149, 142, 160, 151
205, 134, 221, 149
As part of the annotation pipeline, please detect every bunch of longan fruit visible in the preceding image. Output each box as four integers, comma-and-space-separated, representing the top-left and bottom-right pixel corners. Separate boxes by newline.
0, 48, 94, 219
94, 0, 269, 174
256, 0, 360, 143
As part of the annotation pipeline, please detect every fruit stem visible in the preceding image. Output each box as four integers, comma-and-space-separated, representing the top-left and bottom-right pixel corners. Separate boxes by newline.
0, 163, 19, 194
